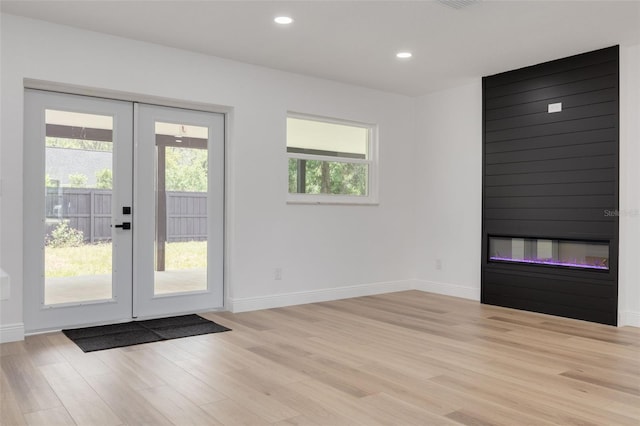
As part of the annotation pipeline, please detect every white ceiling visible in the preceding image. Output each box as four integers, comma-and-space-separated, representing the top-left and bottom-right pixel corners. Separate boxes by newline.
2, 1, 639, 97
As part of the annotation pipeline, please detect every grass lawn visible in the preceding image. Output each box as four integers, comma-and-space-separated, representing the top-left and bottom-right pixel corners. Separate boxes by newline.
45, 241, 207, 277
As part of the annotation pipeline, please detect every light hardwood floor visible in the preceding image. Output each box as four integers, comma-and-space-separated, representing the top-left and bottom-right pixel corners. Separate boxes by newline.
1, 291, 639, 425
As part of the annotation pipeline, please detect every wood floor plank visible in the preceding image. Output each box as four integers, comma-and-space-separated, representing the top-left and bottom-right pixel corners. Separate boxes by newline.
481, 328, 640, 373
560, 368, 640, 396
355, 362, 462, 415
446, 409, 496, 426
199, 398, 271, 426
22, 335, 66, 367
82, 372, 172, 425
195, 334, 309, 383
1, 291, 638, 426
0, 392, 27, 426
566, 334, 640, 360
445, 404, 559, 426
0, 354, 62, 413
268, 383, 355, 426
284, 380, 386, 426
359, 392, 460, 425
0, 341, 27, 358
38, 362, 122, 426
122, 348, 227, 406
347, 295, 461, 326
94, 349, 168, 391
43, 333, 112, 379
224, 366, 300, 396
246, 345, 376, 398
162, 338, 243, 374
23, 407, 75, 426
176, 358, 300, 423
493, 360, 640, 421
272, 415, 322, 426
138, 385, 224, 426
0, 368, 11, 394
356, 364, 463, 416
300, 337, 372, 368
432, 371, 626, 426
429, 352, 640, 423
213, 311, 274, 331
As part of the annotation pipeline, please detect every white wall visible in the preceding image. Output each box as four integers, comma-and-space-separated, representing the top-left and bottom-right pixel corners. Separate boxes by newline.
414, 45, 640, 327
413, 81, 483, 300
1, 14, 637, 342
619, 43, 640, 327
0, 14, 417, 340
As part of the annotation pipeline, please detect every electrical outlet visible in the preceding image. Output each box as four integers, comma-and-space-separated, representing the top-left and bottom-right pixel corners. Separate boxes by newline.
435, 259, 442, 270
274, 267, 283, 280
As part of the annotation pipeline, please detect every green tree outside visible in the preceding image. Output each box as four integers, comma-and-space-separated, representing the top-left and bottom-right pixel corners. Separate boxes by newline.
165, 147, 208, 192
95, 168, 113, 189
46, 137, 112, 152
288, 159, 367, 196
67, 173, 88, 188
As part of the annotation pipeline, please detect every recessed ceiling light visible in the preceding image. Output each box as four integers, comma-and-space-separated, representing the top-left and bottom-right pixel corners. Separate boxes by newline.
396, 52, 413, 59
274, 16, 293, 25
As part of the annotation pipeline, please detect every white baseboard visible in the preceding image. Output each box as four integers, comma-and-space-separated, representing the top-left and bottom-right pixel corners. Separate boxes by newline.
0, 323, 25, 343
619, 310, 640, 328
228, 279, 414, 313
413, 279, 480, 301
5, 281, 632, 339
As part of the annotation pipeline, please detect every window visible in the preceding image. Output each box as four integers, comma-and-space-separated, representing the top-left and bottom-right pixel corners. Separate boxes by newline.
287, 113, 377, 204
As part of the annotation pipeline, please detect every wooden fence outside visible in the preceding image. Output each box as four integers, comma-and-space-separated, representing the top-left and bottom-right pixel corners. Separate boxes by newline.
45, 188, 207, 243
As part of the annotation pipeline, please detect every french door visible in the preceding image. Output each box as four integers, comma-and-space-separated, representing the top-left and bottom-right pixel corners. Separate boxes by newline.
24, 90, 224, 332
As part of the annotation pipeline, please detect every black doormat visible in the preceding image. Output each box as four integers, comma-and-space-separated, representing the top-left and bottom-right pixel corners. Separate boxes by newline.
62, 314, 231, 352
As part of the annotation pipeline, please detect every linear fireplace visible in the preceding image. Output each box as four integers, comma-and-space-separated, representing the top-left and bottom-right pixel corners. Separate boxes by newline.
488, 237, 609, 271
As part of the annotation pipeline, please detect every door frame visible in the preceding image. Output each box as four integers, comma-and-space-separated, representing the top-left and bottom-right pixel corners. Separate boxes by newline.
23, 87, 229, 333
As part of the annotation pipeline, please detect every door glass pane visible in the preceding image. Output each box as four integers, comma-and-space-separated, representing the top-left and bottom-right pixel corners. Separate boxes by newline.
44, 109, 114, 305
154, 122, 208, 295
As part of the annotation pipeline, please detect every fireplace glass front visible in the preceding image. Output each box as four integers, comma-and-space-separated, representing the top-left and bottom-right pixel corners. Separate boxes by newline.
488, 237, 609, 270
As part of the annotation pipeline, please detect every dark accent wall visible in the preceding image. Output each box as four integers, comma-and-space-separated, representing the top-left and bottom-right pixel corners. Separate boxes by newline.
481, 46, 619, 325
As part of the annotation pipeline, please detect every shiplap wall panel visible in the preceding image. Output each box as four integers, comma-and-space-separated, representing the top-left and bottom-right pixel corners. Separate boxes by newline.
486, 195, 615, 210
485, 88, 618, 120
485, 182, 615, 197
485, 128, 617, 153
483, 219, 615, 239
481, 46, 619, 325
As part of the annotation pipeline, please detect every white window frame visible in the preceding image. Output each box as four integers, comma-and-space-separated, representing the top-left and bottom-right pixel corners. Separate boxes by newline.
286, 112, 379, 205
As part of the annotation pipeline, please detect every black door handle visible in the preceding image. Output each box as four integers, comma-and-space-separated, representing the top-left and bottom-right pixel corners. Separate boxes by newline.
113, 222, 131, 230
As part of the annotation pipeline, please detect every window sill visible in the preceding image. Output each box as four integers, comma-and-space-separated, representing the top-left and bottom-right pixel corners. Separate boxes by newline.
286, 194, 379, 206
